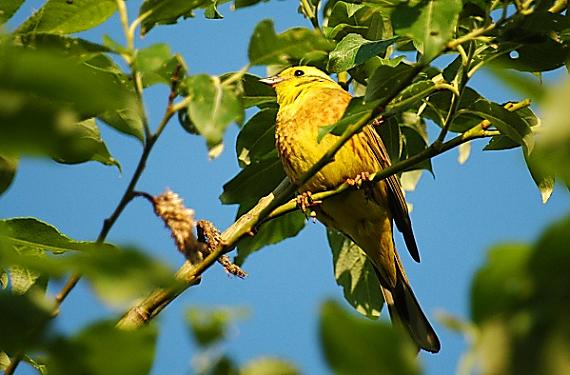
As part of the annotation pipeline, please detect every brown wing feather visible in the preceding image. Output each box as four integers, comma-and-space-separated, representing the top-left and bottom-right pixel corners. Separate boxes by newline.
362, 126, 421, 262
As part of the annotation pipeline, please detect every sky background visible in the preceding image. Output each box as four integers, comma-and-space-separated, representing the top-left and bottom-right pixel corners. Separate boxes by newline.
2, 1, 570, 374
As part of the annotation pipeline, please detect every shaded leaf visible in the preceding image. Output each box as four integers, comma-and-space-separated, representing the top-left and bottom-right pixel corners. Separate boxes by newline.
0, 154, 18, 196
327, 33, 397, 72
393, 0, 462, 61
235, 210, 305, 266
470, 243, 533, 324
47, 320, 157, 375
365, 62, 415, 103
238, 73, 276, 109
220, 158, 285, 205
235, 108, 278, 167
139, 0, 210, 35
51, 118, 120, 169
319, 300, 420, 375
185, 74, 243, 150
248, 19, 334, 66
16, 0, 117, 35
0, 292, 53, 352
99, 107, 145, 143
327, 229, 384, 319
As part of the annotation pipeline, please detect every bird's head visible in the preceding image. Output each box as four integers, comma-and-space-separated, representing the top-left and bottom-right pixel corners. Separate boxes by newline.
260, 66, 340, 106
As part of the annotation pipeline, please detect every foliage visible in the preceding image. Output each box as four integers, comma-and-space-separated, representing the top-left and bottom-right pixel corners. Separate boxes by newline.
0, 0, 568, 373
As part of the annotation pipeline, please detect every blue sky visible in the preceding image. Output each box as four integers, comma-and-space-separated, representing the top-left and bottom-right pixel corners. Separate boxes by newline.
2, 1, 570, 374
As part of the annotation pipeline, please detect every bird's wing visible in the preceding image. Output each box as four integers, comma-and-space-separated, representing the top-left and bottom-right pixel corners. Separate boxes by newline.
363, 125, 421, 262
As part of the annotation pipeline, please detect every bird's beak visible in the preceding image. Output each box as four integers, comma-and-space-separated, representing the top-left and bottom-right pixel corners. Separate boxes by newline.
259, 75, 284, 87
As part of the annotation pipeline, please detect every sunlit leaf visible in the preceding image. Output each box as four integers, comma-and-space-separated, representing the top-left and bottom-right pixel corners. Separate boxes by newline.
16, 0, 117, 35
393, 0, 462, 61
241, 358, 300, 375
327, 229, 384, 318
248, 19, 334, 66
0, 217, 115, 254
184, 74, 243, 151
327, 33, 397, 72
136, 44, 186, 87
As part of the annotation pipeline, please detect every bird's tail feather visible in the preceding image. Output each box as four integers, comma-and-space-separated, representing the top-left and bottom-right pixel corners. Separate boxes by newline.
377, 267, 441, 353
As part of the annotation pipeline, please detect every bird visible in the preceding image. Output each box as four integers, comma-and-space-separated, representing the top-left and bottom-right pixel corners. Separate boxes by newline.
260, 66, 440, 353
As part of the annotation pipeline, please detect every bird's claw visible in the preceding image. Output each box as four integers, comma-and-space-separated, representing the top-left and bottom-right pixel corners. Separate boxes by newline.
346, 172, 373, 188
296, 192, 321, 219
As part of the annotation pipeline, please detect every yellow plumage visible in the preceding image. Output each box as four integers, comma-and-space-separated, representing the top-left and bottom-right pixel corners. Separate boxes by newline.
261, 66, 440, 353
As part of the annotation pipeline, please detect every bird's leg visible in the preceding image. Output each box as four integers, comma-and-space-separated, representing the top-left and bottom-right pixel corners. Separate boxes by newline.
296, 191, 321, 220
346, 172, 375, 200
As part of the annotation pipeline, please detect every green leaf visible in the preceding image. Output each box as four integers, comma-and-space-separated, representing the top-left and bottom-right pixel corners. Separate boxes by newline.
186, 307, 247, 348
9, 265, 43, 295
235, 210, 305, 266
236, 108, 278, 167
401, 115, 433, 173
392, 0, 462, 61
51, 118, 120, 169
0, 217, 116, 254
0, 270, 7, 289
0, 351, 9, 370
136, 44, 186, 87
14, 33, 112, 59
99, 107, 145, 143
0, 292, 53, 352
185, 74, 243, 150
464, 100, 535, 154
248, 19, 334, 66
139, 0, 210, 35
0, 154, 17, 196
238, 73, 276, 109
0, 0, 26, 25
317, 97, 379, 141
47, 320, 157, 375
204, 1, 224, 19
470, 244, 533, 323
319, 300, 420, 375
327, 229, 384, 319
532, 78, 570, 186
240, 358, 300, 375
0, 46, 135, 157
234, 0, 269, 8
524, 152, 554, 204
327, 34, 397, 72
16, 0, 117, 35
376, 116, 402, 163
220, 157, 285, 206
365, 62, 415, 103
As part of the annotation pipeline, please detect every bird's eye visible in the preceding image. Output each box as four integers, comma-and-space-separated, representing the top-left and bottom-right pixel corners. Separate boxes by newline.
294, 69, 305, 77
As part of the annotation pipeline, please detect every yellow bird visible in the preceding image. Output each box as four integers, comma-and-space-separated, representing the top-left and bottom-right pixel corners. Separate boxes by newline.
260, 66, 440, 352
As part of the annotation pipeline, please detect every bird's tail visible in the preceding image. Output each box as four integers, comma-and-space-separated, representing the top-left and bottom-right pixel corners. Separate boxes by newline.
377, 264, 441, 353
